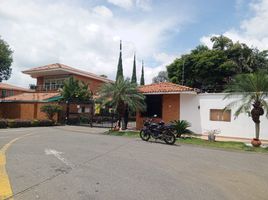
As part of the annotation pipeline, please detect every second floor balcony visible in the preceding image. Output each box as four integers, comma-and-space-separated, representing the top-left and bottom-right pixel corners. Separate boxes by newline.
30, 84, 64, 92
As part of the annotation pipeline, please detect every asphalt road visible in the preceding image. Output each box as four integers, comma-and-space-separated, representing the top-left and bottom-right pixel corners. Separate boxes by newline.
1, 126, 268, 200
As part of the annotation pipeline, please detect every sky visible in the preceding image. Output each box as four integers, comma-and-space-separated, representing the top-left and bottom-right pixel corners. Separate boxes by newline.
0, 0, 268, 87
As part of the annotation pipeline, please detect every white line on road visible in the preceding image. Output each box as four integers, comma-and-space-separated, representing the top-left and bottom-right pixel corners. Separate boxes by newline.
45, 149, 74, 168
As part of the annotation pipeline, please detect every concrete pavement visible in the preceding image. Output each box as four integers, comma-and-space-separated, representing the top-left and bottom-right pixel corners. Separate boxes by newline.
0, 126, 268, 200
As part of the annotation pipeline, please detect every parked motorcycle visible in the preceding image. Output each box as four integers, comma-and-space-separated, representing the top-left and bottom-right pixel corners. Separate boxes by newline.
140, 117, 176, 145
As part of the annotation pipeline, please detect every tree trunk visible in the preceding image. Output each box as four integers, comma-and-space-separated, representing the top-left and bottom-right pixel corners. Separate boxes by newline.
255, 122, 260, 140
66, 101, 70, 124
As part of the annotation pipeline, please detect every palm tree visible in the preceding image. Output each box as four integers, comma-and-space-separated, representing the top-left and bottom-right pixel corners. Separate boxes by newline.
98, 78, 146, 130
211, 35, 233, 51
224, 72, 268, 145
60, 77, 92, 123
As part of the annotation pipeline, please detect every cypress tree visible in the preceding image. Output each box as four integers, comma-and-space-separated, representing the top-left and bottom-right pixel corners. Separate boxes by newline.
131, 54, 137, 84
140, 61, 145, 85
116, 40, 124, 81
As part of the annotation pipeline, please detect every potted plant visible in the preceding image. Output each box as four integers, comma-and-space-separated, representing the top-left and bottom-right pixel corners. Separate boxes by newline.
207, 129, 220, 142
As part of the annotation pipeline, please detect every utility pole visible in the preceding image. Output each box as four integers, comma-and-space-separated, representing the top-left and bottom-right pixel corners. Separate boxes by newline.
181, 58, 185, 85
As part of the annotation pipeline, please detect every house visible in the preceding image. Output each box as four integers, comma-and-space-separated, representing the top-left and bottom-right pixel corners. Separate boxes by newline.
0, 63, 112, 121
136, 82, 196, 129
137, 82, 268, 141
22, 63, 112, 94
0, 82, 34, 98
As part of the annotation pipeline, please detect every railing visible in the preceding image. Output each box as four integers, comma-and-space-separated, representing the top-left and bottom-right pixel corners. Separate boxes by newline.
30, 84, 64, 92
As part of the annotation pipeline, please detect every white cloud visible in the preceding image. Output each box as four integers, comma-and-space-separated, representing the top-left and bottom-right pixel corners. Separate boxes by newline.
93, 6, 113, 18
0, 0, 188, 87
107, 0, 152, 10
201, 0, 268, 51
107, 0, 133, 9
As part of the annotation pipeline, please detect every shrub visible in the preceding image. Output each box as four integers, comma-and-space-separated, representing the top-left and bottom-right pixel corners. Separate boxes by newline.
40, 104, 62, 121
39, 119, 54, 126
8, 119, 32, 128
171, 120, 193, 138
0, 119, 8, 128
31, 119, 40, 127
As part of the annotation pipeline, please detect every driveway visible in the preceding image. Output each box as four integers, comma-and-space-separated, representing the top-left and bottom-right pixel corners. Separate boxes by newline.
0, 126, 268, 200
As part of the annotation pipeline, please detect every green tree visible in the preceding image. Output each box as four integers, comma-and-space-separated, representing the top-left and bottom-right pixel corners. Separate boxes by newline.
131, 54, 137, 84
60, 77, 92, 123
167, 36, 268, 92
41, 104, 62, 122
0, 36, 13, 82
116, 40, 124, 81
224, 72, 268, 144
140, 61, 145, 85
211, 35, 233, 50
152, 71, 169, 83
98, 78, 146, 129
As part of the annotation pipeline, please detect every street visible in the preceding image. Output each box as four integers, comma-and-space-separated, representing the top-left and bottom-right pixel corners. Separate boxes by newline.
0, 126, 268, 200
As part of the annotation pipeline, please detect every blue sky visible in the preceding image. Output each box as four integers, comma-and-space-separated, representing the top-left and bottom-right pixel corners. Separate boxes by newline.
0, 0, 267, 87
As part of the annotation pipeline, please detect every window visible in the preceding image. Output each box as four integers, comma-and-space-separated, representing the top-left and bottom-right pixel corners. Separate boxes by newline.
81, 106, 85, 113
44, 78, 66, 90
142, 95, 162, 118
1, 90, 7, 98
210, 109, 231, 122
9, 90, 14, 96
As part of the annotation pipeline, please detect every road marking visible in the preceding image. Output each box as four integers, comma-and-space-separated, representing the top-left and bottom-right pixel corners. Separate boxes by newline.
0, 133, 33, 200
45, 149, 73, 168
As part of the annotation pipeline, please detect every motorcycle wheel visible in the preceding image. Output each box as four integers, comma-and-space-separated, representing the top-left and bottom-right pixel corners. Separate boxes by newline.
164, 131, 176, 145
140, 130, 150, 141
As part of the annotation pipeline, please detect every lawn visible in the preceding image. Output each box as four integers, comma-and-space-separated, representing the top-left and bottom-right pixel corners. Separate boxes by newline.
106, 130, 268, 153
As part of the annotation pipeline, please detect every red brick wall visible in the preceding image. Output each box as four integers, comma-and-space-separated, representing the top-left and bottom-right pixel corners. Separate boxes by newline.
0, 102, 59, 121
162, 94, 180, 123
136, 94, 180, 130
74, 75, 105, 94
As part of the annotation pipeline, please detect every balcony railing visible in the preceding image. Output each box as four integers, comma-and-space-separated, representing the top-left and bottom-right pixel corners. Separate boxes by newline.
30, 84, 64, 92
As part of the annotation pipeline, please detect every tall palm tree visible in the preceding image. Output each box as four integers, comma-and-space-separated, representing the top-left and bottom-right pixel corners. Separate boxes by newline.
98, 78, 146, 130
211, 35, 233, 51
224, 72, 268, 145
60, 77, 92, 123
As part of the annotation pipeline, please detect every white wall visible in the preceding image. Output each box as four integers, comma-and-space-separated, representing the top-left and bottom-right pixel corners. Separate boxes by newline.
180, 93, 268, 140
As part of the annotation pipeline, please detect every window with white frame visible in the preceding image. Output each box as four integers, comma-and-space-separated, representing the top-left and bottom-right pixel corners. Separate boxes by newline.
44, 78, 66, 91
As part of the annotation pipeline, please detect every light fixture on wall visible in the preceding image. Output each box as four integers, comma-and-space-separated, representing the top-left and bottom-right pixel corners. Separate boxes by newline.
198, 105, 200, 110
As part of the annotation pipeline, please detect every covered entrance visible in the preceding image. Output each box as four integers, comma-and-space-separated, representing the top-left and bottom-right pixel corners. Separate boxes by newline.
136, 82, 196, 129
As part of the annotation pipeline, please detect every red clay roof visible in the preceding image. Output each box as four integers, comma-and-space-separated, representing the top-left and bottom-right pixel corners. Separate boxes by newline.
0, 83, 34, 92
138, 82, 195, 94
22, 63, 113, 83
1, 92, 60, 102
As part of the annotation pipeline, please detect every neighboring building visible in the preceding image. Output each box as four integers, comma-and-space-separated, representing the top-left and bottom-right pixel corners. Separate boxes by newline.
137, 82, 268, 140
0, 63, 112, 121
180, 93, 268, 140
22, 63, 112, 94
0, 82, 34, 98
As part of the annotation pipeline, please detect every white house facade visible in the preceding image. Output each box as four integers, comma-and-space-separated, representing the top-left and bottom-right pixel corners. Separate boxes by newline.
180, 93, 268, 140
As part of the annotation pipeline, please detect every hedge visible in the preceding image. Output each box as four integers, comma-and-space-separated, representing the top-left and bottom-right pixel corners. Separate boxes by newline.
0, 119, 55, 129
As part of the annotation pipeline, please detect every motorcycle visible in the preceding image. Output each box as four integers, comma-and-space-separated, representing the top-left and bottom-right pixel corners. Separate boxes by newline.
140, 117, 176, 145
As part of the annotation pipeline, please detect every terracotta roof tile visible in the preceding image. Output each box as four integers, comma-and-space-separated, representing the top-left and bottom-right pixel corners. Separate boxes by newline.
138, 82, 195, 94
22, 63, 113, 83
0, 83, 34, 92
1, 92, 60, 102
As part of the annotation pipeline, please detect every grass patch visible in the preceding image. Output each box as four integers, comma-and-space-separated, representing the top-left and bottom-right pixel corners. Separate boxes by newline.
105, 131, 268, 153
105, 130, 140, 138
177, 137, 268, 153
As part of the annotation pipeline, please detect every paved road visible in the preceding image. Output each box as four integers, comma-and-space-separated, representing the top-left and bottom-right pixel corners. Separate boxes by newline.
0, 126, 268, 200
